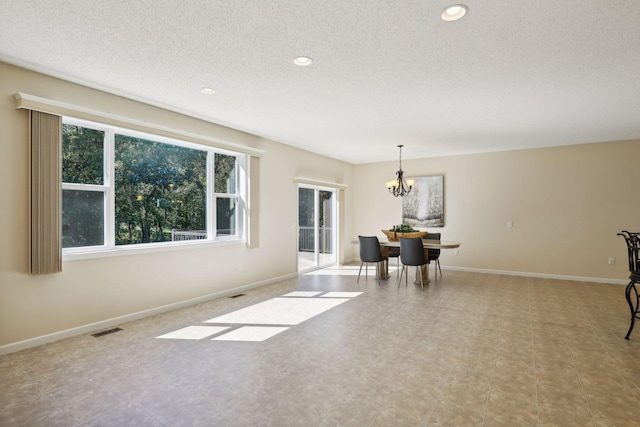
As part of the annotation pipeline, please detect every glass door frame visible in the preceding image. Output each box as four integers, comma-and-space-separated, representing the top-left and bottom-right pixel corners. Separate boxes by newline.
297, 184, 337, 273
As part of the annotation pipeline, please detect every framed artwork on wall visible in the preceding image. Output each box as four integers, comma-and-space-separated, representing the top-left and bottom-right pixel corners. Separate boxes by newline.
402, 176, 444, 227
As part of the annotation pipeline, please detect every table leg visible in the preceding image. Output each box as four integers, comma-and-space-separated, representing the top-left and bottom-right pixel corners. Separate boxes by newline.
378, 247, 390, 280
412, 251, 431, 285
413, 264, 430, 285
384, 259, 390, 279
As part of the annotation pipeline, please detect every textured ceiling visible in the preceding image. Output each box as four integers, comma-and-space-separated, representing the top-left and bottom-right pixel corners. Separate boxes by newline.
1, 0, 639, 164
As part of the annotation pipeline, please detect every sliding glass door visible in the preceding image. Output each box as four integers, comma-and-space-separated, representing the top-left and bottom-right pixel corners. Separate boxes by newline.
297, 185, 336, 272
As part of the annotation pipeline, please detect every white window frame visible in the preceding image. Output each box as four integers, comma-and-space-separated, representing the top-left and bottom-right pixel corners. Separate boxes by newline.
210, 151, 245, 241
61, 117, 247, 261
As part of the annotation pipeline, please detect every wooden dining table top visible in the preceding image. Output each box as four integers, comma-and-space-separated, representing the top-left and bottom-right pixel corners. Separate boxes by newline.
379, 240, 461, 249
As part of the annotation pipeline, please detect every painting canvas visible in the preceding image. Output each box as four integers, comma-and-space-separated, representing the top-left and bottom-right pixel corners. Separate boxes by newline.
402, 176, 444, 227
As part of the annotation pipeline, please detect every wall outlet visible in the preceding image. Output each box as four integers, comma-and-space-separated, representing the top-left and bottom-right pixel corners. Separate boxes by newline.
608, 257, 615, 265
454, 249, 459, 256
507, 220, 513, 228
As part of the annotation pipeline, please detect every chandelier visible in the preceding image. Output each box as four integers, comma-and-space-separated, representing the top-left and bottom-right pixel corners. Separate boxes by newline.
386, 145, 414, 197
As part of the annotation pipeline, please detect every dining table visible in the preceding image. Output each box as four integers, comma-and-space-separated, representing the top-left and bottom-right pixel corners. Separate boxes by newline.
378, 239, 461, 284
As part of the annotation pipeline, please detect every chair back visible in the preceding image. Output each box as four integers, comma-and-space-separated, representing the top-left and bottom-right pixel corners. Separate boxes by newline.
399, 237, 427, 266
618, 231, 640, 273
424, 233, 441, 260
358, 236, 385, 263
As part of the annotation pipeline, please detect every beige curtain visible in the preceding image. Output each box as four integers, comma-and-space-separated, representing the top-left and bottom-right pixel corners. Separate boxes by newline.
30, 110, 62, 274
247, 156, 260, 248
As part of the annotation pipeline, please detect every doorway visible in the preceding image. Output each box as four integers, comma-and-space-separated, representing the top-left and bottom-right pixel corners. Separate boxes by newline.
297, 185, 337, 272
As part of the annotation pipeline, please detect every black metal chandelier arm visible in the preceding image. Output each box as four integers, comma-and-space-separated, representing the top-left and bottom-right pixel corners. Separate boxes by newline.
386, 144, 413, 197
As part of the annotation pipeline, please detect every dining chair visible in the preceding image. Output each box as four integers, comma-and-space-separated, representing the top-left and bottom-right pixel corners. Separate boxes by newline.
357, 236, 387, 284
424, 233, 442, 282
398, 237, 429, 289
617, 231, 640, 339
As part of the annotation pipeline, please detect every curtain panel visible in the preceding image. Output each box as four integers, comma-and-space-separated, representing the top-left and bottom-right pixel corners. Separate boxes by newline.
29, 110, 62, 274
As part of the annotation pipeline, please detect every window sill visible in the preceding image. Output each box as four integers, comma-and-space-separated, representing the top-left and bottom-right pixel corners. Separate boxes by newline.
62, 238, 246, 262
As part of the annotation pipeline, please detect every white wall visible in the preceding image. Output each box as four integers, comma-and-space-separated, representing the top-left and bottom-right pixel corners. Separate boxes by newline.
0, 62, 354, 348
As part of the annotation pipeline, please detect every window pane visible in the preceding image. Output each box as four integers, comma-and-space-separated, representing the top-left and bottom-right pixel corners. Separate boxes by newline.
62, 190, 105, 248
319, 190, 334, 263
115, 135, 207, 245
298, 187, 315, 228
216, 197, 236, 236
214, 153, 236, 194
298, 188, 315, 254
62, 124, 104, 185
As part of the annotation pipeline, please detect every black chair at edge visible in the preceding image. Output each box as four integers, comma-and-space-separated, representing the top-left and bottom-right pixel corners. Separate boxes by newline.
357, 236, 387, 284
617, 230, 640, 339
424, 233, 442, 282
399, 237, 429, 289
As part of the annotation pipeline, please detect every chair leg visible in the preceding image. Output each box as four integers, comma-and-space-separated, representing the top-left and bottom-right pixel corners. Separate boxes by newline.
357, 262, 364, 283
418, 266, 424, 289
437, 259, 442, 280
398, 265, 404, 287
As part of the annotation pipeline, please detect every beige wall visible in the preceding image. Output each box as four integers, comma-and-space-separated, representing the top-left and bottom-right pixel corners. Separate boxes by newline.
353, 141, 640, 281
0, 62, 354, 348
2, 59, 638, 350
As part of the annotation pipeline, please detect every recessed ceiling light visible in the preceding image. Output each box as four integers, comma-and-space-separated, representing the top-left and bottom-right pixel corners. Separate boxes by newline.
200, 87, 216, 94
441, 4, 468, 21
293, 56, 313, 67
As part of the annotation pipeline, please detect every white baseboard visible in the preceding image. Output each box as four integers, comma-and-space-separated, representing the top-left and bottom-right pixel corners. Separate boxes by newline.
441, 265, 627, 285
0, 272, 298, 356
343, 258, 626, 285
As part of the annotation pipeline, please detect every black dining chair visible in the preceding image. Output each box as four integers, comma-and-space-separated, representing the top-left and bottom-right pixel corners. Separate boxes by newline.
617, 231, 640, 339
357, 236, 387, 284
424, 233, 442, 282
399, 237, 429, 289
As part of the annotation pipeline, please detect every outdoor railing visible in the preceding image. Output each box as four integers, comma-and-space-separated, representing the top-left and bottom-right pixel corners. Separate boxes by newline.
172, 230, 207, 241
171, 229, 234, 241
299, 226, 333, 253
171, 228, 328, 250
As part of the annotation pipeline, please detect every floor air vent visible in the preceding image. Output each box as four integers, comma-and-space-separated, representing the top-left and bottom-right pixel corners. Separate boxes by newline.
92, 327, 123, 338
229, 293, 245, 299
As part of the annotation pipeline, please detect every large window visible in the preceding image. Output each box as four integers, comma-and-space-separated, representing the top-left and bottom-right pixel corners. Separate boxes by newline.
62, 118, 246, 253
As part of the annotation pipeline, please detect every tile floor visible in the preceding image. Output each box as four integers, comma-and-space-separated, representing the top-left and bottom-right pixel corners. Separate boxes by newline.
1, 266, 640, 426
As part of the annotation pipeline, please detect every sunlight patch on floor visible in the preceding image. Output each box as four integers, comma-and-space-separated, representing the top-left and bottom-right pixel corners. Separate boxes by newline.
282, 291, 323, 297
157, 326, 229, 340
321, 292, 363, 298
212, 326, 289, 342
157, 292, 362, 342
204, 297, 349, 325
305, 265, 399, 276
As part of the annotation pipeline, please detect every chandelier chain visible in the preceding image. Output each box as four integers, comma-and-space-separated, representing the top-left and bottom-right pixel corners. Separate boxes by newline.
386, 145, 413, 197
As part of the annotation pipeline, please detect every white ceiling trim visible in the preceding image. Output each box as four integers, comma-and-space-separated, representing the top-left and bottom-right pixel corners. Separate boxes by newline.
293, 177, 348, 190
